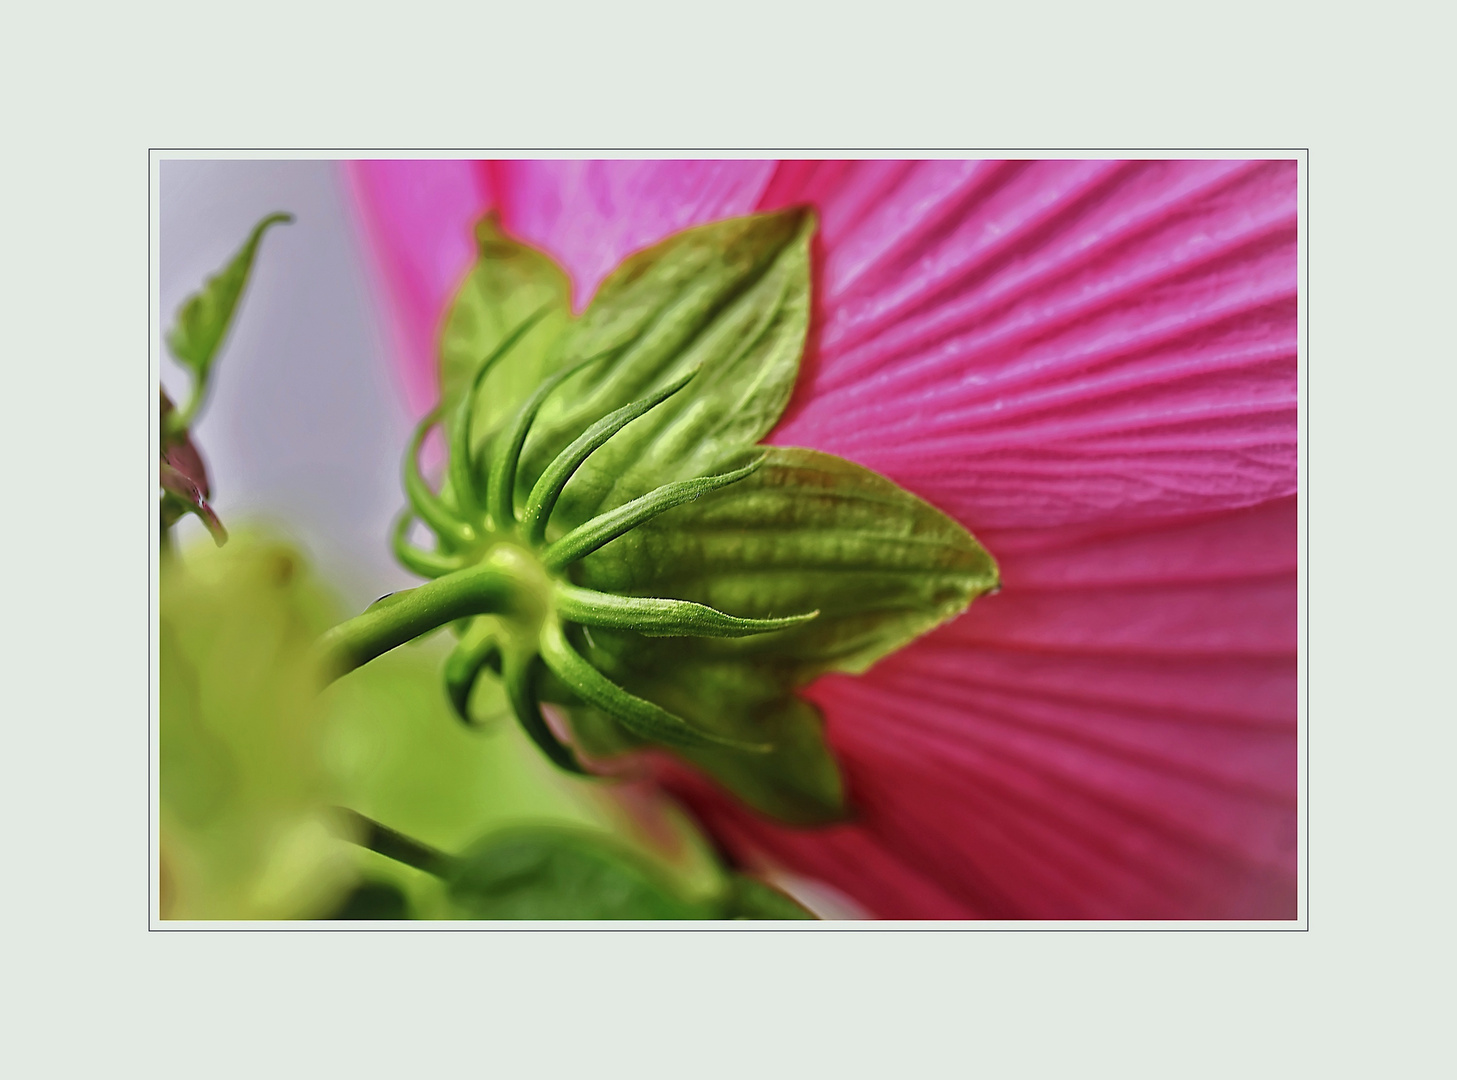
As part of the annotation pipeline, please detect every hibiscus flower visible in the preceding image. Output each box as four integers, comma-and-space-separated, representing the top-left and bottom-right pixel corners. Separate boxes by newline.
345, 158, 1299, 920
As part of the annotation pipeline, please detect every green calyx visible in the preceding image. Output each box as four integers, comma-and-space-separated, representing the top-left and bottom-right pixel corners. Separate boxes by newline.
371, 320, 792, 770
355, 208, 1000, 826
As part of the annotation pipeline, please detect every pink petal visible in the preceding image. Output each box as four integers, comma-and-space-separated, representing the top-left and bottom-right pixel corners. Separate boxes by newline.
761, 159, 1298, 528
343, 160, 494, 416
668, 498, 1298, 920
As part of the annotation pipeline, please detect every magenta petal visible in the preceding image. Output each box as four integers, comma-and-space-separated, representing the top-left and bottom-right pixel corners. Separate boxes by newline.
494, 160, 778, 311
670, 499, 1298, 920
344, 160, 494, 415
761, 159, 1298, 528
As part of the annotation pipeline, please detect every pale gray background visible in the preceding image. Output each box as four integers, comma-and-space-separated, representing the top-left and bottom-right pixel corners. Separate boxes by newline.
160, 160, 418, 607
1, 0, 1442, 1061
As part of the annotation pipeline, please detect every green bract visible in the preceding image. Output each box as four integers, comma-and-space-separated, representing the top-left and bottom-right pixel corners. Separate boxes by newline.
357, 209, 999, 825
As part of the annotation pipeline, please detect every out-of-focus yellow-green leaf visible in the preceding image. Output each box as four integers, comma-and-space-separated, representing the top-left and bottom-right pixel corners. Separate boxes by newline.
159, 533, 354, 920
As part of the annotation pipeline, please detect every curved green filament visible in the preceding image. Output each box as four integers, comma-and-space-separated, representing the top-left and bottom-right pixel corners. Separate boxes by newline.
554, 583, 818, 638
537, 619, 770, 753
392, 512, 466, 579
443, 618, 503, 726
449, 305, 554, 521
486, 345, 620, 533
521, 368, 699, 546
542, 456, 764, 572
317, 559, 516, 681
403, 407, 474, 547
503, 644, 588, 774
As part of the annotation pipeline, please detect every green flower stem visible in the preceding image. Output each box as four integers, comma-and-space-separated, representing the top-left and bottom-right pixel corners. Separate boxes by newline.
316, 556, 526, 682
332, 807, 451, 877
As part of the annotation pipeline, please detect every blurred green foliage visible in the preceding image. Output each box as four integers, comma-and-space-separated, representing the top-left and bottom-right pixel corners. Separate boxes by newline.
161, 530, 809, 920
159, 534, 349, 919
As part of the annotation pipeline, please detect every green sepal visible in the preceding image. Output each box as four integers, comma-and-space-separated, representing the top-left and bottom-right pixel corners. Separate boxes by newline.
165, 212, 291, 430
512, 209, 814, 530
538, 619, 768, 753
438, 213, 574, 459
576, 446, 999, 675
559, 446, 998, 822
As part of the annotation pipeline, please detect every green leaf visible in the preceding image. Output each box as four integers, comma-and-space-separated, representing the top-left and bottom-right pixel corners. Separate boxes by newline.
556, 446, 999, 823
166, 212, 291, 416
438, 213, 574, 458
327, 880, 412, 920
578, 447, 998, 673
514, 209, 814, 537
446, 827, 718, 920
